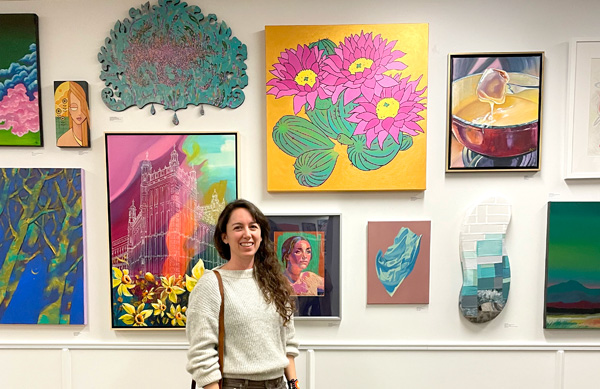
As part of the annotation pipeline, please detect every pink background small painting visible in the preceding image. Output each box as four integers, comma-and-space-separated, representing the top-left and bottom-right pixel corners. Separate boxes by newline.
367, 221, 430, 304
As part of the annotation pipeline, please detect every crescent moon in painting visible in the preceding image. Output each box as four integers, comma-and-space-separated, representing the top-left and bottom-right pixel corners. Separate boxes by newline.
31, 269, 39, 275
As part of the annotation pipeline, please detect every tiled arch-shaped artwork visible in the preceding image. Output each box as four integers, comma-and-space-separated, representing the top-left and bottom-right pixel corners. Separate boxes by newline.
459, 197, 511, 323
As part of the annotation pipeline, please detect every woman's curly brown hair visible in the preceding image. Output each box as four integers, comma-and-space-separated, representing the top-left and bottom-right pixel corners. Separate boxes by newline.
214, 199, 295, 324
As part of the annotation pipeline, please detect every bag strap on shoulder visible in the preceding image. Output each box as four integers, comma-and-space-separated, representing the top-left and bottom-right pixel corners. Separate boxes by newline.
213, 270, 225, 389
191, 269, 225, 389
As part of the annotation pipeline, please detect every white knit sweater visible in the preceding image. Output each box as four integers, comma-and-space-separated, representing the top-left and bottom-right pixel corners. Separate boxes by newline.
186, 267, 299, 388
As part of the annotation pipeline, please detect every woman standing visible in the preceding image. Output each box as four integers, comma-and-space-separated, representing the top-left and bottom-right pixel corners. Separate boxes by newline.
187, 199, 300, 389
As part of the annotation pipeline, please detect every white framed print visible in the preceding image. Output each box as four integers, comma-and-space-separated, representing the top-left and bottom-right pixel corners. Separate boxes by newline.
565, 38, 600, 179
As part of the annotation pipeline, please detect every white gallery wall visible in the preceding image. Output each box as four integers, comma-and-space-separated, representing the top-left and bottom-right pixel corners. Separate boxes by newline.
1, 0, 600, 388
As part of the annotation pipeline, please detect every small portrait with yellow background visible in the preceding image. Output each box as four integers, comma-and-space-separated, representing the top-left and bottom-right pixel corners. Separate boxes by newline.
54, 81, 90, 148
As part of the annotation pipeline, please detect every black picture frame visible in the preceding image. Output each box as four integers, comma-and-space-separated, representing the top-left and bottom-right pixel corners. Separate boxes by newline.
446, 52, 544, 172
267, 214, 341, 320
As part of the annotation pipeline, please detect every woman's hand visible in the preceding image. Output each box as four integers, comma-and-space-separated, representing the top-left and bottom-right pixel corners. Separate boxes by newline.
284, 355, 298, 383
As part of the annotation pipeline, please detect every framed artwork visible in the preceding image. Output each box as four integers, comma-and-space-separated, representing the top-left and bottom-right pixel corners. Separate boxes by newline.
367, 221, 430, 304
446, 52, 543, 172
565, 39, 600, 178
55, 81, 90, 148
0, 168, 85, 324
98, 1, 247, 125
459, 197, 511, 323
266, 24, 428, 191
0, 14, 42, 146
545, 202, 600, 329
105, 132, 238, 328
267, 214, 341, 320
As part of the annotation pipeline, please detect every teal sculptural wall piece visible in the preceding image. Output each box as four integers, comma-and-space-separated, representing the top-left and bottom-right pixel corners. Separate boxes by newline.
98, 0, 248, 124
459, 197, 511, 323
0, 168, 85, 324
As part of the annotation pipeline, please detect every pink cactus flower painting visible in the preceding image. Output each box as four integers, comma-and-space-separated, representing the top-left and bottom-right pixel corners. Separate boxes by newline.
322, 32, 407, 106
348, 74, 426, 149
266, 24, 428, 191
267, 44, 331, 114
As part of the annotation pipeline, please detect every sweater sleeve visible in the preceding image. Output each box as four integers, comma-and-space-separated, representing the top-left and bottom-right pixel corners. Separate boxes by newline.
285, 314, 300, 357
186, 271, 222, 387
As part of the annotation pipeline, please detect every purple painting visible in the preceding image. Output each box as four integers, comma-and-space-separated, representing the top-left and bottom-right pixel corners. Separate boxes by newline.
106, 133, 237, 328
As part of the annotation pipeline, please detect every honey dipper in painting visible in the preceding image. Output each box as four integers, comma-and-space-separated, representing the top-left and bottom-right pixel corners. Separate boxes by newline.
476, 68, 509, 122
451, 67, 540, 164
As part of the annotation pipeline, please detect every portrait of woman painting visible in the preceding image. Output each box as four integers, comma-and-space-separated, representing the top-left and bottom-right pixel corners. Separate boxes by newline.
275, 232, 325, 297
54, 81, 90, 148
267, 214, 341, 320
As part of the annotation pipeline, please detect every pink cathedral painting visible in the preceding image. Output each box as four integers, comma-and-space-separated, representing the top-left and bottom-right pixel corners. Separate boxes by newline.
105, 133, 237, 328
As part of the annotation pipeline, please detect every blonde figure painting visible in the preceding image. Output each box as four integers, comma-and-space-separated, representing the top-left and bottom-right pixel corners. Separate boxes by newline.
55, 81, 90, 148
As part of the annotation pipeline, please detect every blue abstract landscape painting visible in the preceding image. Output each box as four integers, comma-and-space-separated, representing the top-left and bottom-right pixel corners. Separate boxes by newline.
545, 202, 600, 329
0, 168, 85, 324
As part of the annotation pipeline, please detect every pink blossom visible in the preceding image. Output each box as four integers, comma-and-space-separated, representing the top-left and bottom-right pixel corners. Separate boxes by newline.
348, 74, 426, 149
267, 44, 330, 114
321, 32, 407, 105
0, 83, 40, 136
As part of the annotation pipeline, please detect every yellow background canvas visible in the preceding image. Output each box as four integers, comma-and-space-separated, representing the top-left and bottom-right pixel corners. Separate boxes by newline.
266, 24, 428, 191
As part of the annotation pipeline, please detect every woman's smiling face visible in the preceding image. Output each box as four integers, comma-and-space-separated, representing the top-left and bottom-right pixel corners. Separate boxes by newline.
221, 208, 262, 262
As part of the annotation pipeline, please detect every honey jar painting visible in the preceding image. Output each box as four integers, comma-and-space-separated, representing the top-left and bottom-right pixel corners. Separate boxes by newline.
446, 53, 543, 172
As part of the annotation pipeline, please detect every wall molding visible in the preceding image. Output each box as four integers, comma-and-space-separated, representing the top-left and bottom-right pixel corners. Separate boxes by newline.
2, 341, 600, 351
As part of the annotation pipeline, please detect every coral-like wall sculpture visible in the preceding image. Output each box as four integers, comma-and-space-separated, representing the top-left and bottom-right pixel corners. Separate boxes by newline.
98, 0, 248, 124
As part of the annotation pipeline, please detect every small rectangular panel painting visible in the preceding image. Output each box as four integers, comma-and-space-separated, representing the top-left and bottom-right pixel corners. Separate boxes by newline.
267, 214, 340, 319
367, 221, 430, 304
55, 81, 90, 148
0, 14, 42, 146
0, 168, 85, 324
545, 202, 600, 329
266, 24, 428, 191
274, 231, 325, 296
105, 133, 238, 329
447, 53, 543, 172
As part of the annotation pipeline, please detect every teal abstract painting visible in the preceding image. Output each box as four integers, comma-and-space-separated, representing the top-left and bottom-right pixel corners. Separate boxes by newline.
376, 227, 421, 297
0, 168, 85, 324
545, 202, 600, 329
367, 221, 430, 304
98, 0, 248, 125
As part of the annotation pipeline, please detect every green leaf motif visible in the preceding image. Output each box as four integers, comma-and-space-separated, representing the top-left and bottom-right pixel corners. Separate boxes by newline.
308, 38, 337, 56
347, 134, 410, 171
273, 115, 334, 158
399, 133, 413, 151
305, 94, 357, 139
294, 149, 339, 187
